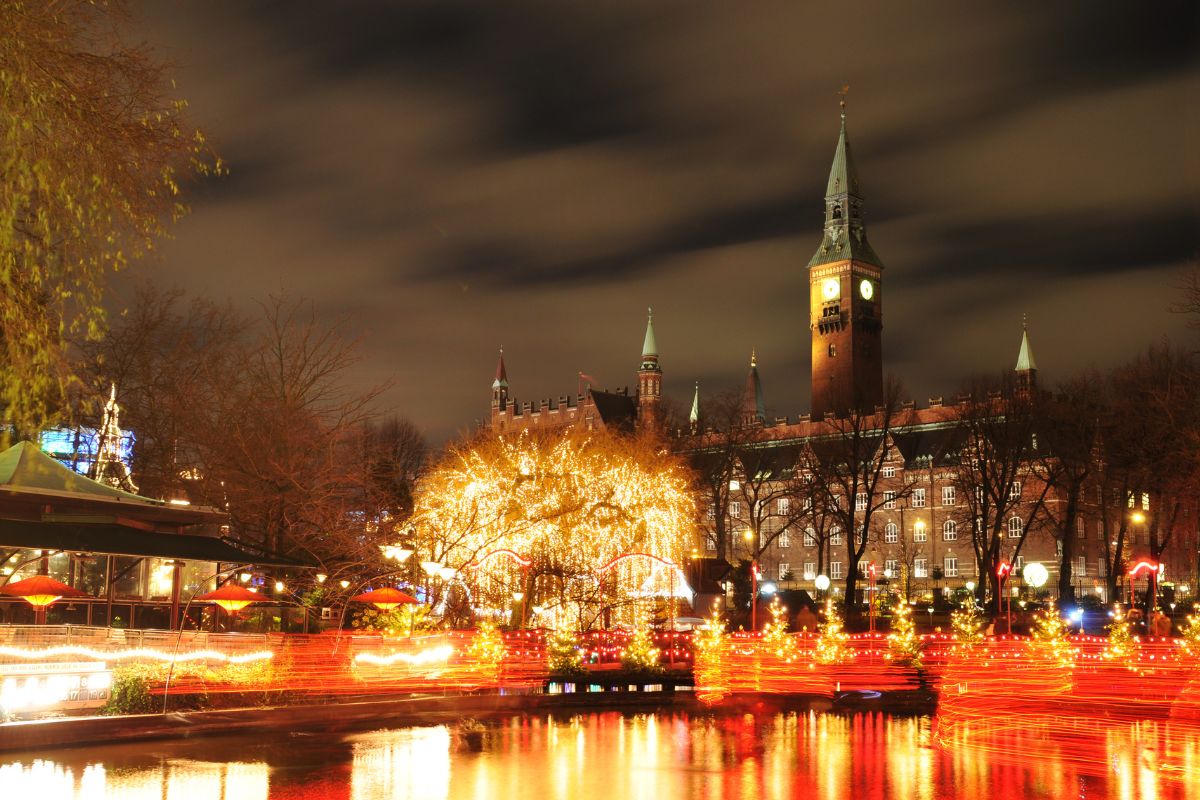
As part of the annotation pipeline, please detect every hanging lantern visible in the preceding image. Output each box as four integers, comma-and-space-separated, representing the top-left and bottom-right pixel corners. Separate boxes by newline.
196, 583, 265, 614
352, 587, 419, 611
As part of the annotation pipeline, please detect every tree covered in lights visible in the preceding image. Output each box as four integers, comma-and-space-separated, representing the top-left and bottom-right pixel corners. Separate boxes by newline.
1180, 607, 1200, 659
694, 599, 729, 704
887, 600, 923, 668
468, 621, 506, 684
950, 601, 986, 648
759, 597, 798, 663
1103, 604, 1138, 663
1029, 602, 1073, 666
620, 620, 663, 674
815, 599, 853, 665
547, 627, 585, 675
410, 428, 697, 628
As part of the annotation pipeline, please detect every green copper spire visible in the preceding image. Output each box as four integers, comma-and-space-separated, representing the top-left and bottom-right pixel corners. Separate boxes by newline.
1016, 317, 1037, 372
808, 97, 883, 268
689, 381, 700, 427
642, 307, 657, 357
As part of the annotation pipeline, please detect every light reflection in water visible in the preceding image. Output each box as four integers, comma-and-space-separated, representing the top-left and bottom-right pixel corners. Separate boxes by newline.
2, 710, 1196, 799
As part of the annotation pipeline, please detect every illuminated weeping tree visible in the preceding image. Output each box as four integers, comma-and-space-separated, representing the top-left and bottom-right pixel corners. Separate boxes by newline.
410, 429, 698, 629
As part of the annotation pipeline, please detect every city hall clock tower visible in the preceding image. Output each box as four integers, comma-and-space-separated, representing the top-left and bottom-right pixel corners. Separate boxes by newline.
808, 103, 884, 419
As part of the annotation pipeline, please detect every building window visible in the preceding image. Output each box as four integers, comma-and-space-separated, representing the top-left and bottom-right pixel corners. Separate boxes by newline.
883, 466, 897, 478
884, 491, 897, 509
1007, 516, 1023, 538
942, 486, 956, 506
1015, 555, 1025, 571
1075, 555, 1086, 576
831, 561, 843, 579
1097, 520, 1105, 539
778, 563, 791, 581
730, 501, 741, 519
943, 520, 957, 541
803, 562, 816, 580
1098, 559, 1107, 578
705, 535, 716, 551
1077, 517, 1086, 538
911, 488, 926, 508
706, 504, 716, 520
884, 559, 898, 575
777, 498, 790, 516
778, 530, 791, 548
830, 527, 843, 546
803, 528, 816, 547
855, 493, 867, 512
829, 344, 837, 357
914, 558, 928, 578
1009, 482, 1022, 501
913, 523, 928, 543
944, 555, 958, 578
884, 522, 898, 543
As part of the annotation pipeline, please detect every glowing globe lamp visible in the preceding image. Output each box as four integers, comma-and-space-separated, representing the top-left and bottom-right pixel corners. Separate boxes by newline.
1022, 562, 1049, 588
815, 574, 831, 592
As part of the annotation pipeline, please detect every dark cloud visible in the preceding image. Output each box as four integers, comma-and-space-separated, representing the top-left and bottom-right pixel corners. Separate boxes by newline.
131, 0, 1199, 441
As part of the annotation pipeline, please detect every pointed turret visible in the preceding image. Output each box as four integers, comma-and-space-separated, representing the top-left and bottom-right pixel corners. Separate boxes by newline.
92, 383, 138, 493
1015, 318, 1038, 394
491, 348, 509, 411
808, 102, 883, 269
636, 308, 662, 429
741, 350, 765, 427
689, 381, 700, 433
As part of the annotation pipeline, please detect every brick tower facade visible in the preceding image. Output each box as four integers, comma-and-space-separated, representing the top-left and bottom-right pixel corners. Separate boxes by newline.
808, 104, 884, 419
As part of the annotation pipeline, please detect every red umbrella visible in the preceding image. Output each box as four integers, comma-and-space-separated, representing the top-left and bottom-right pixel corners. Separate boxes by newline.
352, 586, 419, 611
1, 575, 88, 608
196, 583, 266, 613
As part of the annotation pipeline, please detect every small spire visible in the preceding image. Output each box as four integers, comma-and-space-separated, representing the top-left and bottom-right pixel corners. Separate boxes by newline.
1016, 318, 1037, 372
742, 353, 765, 426
493, 347, 508, 388
838, 84, 849, 122
689, 381, 700, 426
641, 307, 658, 359
750, 348, 757, 368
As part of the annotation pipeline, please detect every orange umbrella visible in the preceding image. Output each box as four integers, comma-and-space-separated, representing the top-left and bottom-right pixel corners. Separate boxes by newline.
352, 586, 419, 611
1, 575, 88, 608
196, 583, 266, 613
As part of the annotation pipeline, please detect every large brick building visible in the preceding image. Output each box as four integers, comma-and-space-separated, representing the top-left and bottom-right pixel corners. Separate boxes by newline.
487, 106, 1180, 609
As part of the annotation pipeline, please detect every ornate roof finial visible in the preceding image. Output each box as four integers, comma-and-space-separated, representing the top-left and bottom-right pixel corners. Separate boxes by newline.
750, 348, 757, 368
838, 84, 849, 121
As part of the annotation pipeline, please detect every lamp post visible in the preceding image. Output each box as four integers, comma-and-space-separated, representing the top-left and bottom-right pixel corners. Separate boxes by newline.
867, 561, 877, 633
996, 560, 1013, 634
743, 530, 758, 630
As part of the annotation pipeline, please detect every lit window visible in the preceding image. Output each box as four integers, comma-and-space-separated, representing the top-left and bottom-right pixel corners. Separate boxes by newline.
911, 488, 926, 508
830, 527, 843, 546
943, 555, 958, 577
884, 559, 898, 575
778, 563, 790, 581
883, 466, 897, 478
730, 501, 741, 518
884, 491, 897, 509
803, 528, 816, 547
777, 498, 790, 515
943, 520, 957, 541
855, 493, 867, 512
942, 486, 956, 506
1076, 517, 1085, 538
706, 536, 716, 551
1007, 517, 1023, 538
914, 558, 928, 578
884, 523, 898, 543
831, 561, 843, 579
1009, 482, 1022, 501
913, 523, 927, 543
1098, 559, 1107, 578
778, 530, 791, 548
803, 562, 816, 580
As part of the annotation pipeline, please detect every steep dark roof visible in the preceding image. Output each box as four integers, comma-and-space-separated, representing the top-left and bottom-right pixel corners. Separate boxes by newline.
892, 427, 964, 468
589, 390, 637, 433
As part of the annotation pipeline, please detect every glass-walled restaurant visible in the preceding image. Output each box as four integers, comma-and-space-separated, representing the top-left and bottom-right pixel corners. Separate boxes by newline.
0, 441, 310, 631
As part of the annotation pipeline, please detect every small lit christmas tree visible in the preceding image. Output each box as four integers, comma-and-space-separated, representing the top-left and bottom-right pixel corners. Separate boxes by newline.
759, 597, 798, 662
1029, 601, 1073, 666
1103, 604, 1138, 663
1180, 606, 1200, 659
694, 598, 730, 704
468, 620, 506, 683
887, 600, 923, 668
620, 621, 663, 674
815, 598, 853, 665
547, 627, 585, 675
950, 601, 986, 649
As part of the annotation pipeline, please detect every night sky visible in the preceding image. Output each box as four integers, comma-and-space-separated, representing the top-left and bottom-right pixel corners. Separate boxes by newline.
129, 1, 1198, 441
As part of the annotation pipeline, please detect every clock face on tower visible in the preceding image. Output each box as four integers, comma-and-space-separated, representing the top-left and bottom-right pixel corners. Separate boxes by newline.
859, 279, 874, 301
821, 278, 840, 301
